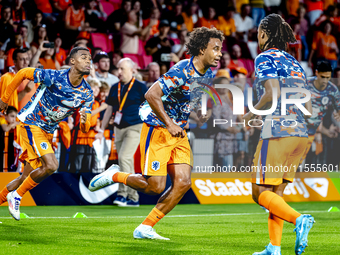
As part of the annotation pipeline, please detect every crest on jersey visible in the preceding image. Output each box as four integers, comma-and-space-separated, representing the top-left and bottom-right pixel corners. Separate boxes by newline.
322, 97, 329, 105
73, 94, 82, 108
152, 161, 160, 171
40, 142, 48, 150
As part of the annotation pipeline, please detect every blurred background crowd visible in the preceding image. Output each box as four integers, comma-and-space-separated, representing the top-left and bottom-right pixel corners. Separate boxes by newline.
1, 0, 340, 174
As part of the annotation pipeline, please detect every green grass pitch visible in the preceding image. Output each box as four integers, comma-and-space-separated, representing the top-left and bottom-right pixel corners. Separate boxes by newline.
0, 202, 339, 255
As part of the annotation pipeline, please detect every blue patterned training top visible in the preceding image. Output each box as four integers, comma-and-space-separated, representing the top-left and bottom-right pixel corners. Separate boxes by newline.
139, 57, 215, 128
305, 77, 340, 135
18, 68, 93, 134
254, 48, 309, 139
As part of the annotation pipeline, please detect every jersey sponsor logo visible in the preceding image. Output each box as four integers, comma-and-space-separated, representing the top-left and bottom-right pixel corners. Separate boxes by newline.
40, 142, 49, 150
322, 97, 329, 105
152, 161, 160, 171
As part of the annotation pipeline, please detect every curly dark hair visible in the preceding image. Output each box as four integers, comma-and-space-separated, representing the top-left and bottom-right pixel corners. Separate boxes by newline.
185, 27, 224, 57
260, 14, 296, 51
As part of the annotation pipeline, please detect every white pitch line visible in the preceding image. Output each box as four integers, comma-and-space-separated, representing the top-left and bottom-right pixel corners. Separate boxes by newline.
0, 210, 327, 219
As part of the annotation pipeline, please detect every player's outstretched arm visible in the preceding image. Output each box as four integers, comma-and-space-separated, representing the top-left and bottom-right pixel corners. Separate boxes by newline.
1, 68, 36, 106
145, 82, 185, 138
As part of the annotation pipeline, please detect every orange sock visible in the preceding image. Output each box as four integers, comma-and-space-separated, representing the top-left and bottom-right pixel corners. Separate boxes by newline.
142, 207, 165, 227
0, 186, 9, 204
268, 212, 284, 246
112, 172, 130, 185
16, 175, 39, 197
259, 190, 301, 225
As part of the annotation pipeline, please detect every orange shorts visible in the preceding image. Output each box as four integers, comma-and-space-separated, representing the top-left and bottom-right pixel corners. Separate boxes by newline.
251, 136, 308, 185
18, 122, 54, 169
299, 135, 315, 164
140, 123, 192, 176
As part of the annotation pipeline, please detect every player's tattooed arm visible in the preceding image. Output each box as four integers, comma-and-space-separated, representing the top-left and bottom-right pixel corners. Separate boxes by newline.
145, 82, 185, 138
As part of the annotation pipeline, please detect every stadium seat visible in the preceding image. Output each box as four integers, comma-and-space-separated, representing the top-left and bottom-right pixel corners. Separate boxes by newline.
142, 55, 153, 69
123, 53, 143, 68
108, 0, 121, 10
100, 1, 115, 17
137, 39, 146, 55
91, 33, 114, 53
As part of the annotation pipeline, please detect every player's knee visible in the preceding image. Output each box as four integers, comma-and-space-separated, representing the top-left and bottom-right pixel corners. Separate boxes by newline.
45, 160, 59, 173
177, 178, 191, 193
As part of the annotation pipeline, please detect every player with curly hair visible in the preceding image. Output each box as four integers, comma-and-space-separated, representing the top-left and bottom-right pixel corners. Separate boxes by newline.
88, 27, 224, 240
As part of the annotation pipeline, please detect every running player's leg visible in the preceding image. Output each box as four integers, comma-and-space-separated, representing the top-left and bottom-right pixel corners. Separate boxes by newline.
0, 162, 34, 205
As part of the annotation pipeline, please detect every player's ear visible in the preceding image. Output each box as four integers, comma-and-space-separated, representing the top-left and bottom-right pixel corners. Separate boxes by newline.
199, 48, 205, 55
70, 57, 75, 65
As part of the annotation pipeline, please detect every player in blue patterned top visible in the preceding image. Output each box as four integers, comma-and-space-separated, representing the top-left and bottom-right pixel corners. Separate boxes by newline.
0, 47, 93, 221
139, 57, 215, 128
300, 61, 340, 163
88, 27, 224, 240
242, 14, 314, 255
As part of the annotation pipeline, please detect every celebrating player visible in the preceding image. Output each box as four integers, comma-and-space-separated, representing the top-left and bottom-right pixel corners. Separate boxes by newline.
242, 14, 314, 255
88, 27, 224, 240
300, 61, 340, 164
0, 47, 94, 220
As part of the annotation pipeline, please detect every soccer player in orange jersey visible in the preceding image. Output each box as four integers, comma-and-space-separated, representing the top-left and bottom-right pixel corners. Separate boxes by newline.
242, 14, 314, 255
89, 27, 224, 240
0, 47, 94, 220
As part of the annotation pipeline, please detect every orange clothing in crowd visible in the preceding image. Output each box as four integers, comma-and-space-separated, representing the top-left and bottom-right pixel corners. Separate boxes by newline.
182, 12, 194, 32
53, 0, 73, 11
39, 58, 57, 69
56, 48, 67, 65
286, 0, 299, 16
6, 48, 16, 68
217, 16, 236, 36
17, 81, 39, 111
72, 100, 100, 146
236, 0, 249, 13
65, 6, 85, 27
12, 6, 26, 23
324, 0, 335, 10
312, 31, 338, 60
104, 129, 118, 161
143, 19, 159, 36
0, 71, 19, 110
289, 34, 302, 61
196, 17, 219, 29
34, 0, 53, 13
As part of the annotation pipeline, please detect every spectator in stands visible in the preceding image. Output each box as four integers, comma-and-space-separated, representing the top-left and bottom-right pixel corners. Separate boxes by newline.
288, 19, 302, 62
333, 67, 340, 87
314, 5, 338, 27
212, 76, 240, 168
97, 58, 148, 207
145, 62, 160, 88
34, 0, 53, 19
214, 51, 231, 76
217, 6, 236, 37
145, 20, 174, 67
133, 0, 143, 28
6, 33, 24, 68
65, 1, 96, 32
0, 106, 19, 172
11, 0, 26, 26
54, 34, 67, 66
18, 24, 30, 48
106, 0, 132, 32
286, 0, 300, 17
309, 20, 339, 70
30, 24, 48, 55
53, 0, 73, 13
234, 4, 255, 42
296, 5, 309, 61
110, 50, 124, 73
250, 0, 265, 27
85, 0, 106, 32
182, 2, 198, 32
24, 9, 43, 44
143, 7, 160, 37
305, 0, 323, 25
91, 51, 119, 87
263, 0, 281, 14
166, 1, 184, 29
120, 10, 156, 54
172, 27, 189, 60
30, 41, 61, 70
229, 44, 246, 70
0, 6, 14, 49
0, 48, 31, 111
195, 6, 218, 29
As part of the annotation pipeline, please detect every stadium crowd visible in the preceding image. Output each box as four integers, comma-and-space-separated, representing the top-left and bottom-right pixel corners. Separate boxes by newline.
1, 0, 340, 174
